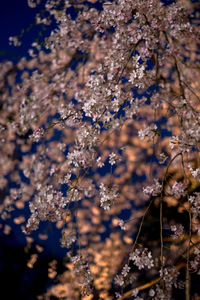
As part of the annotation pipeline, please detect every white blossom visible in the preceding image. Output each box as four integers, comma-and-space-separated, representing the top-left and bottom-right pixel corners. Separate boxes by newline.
99, 183, 118, 210
114, 274, 124, 287
188, 164, 200, 181
149, 289, 155, 297
109, 152, 116, 165
170, 224, 184, 239
168, 182, 187, 199
97, 156, 104, 168
129, 248, 154, 270
138, 124, 158, 141
118, 219, 126, 230
121, 264, 130, 277
30, 128, 45, 142
132, 288, 139, 297
143, 179, 162, 196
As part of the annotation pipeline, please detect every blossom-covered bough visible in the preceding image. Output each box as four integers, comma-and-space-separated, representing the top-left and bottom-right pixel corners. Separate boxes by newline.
0, 0, 200, 298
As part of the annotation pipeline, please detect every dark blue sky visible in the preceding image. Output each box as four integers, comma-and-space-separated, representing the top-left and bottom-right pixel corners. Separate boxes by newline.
0, 0, 49, 62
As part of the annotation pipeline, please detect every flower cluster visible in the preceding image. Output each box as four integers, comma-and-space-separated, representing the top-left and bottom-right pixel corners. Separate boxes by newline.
188, 164, 200, 182
30, 127, 45, 142
68, 254, 93, 296
143, 179, 162, 197
129, 55, 145, 87
97, 156, 104, 168
129, 247, 154, 270
121, 264, 130, 278
118, 219, 126, 230
170, 224, 184, 239
109, 152, 116, 166
114, 274, 124, 287
189, 193, 200, 220
190, 247, 200, 271
138, 124, 158, 141
168, 181, 187, 199
60, 229, 76, 248
131, 288, 142, 299
0, 0, 199, 298
159, 267, 179, 291
99, 183, 118, 210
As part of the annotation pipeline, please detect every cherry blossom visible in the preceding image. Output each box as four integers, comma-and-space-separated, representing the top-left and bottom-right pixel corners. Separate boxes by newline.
0, 0, 200, 298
